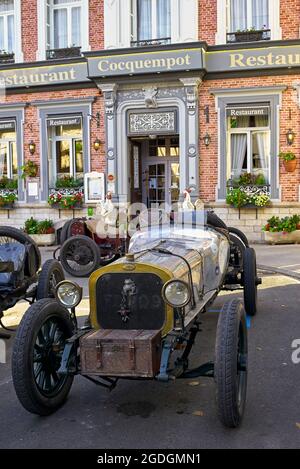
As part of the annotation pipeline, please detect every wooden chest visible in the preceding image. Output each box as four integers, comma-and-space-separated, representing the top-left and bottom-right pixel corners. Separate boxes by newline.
80, 329, 162, 378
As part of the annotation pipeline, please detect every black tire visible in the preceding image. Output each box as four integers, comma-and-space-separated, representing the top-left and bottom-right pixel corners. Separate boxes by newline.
215, 299, 248, 428
229, 232, 246, 271
12, 298, 74, 416
0, 226, 41, 274
60, 235, 100, 277
36, 260, 65, 300
228, 227, 249, 248
243, 248, 258, 316
60, 220, 73, 245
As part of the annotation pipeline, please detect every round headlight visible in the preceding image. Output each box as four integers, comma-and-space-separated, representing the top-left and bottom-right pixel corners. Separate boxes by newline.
55, 281, 82, 308
162, 280, 191, 308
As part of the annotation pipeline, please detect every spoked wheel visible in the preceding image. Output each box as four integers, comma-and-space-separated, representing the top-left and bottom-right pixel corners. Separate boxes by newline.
12, 299, 75, 416
36, 260, 65, 300
215, 299, 248, 428
60, 235, 100, 277
243, 247, 260, 316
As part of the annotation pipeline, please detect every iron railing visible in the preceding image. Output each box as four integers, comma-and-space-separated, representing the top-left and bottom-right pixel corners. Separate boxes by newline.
0, 52, 15, 64
130, 37, 171, 47
46, 46, 82, 60
227, 29, 271, 44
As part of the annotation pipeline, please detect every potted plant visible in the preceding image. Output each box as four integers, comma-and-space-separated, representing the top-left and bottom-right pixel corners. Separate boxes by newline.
0, 192, 18, 209
48, 191, 83, 210
21, 160, 39, 179
279, 151, 297, 173
55, 176, 83, 189
23, 218, 56, 246
262, 214, 300, 244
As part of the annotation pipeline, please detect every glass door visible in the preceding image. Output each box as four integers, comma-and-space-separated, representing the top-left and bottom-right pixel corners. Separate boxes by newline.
0, 140, 17, 179
147, 162, 166, 207
143, 137, 180, 208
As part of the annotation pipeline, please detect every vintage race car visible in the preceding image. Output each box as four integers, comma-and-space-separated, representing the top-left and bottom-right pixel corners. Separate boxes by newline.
0, 226, 65, 339
12, 211, 260, 428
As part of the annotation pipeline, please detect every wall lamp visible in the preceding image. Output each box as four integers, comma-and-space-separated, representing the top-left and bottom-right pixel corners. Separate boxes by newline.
286, 129, 295, 146
29, 141, 36, 155
203, 133, 211, 147
93, 139, 101, 151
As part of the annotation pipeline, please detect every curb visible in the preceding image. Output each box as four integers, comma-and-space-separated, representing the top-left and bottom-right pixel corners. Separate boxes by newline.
258, 264, 300, 281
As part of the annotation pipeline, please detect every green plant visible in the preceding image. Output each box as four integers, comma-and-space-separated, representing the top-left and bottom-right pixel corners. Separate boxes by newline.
24, 217, 39, 234
238, 173, 254, 185
0, 192, 18, 206
0, 177, 18, 190
226, 188, 248, 208
254, 194, 270, 207
263, 214, 300, 233
227, 187, 270, 208
24, 218, 55, 235
55, 176, 83, 189
279, 151, 296, 162
21, 160, 38, 179
255, 174, 266, 185
48, 191, 83, 209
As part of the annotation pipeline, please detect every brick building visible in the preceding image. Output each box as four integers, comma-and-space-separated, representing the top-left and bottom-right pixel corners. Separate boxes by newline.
0, 0, 300, 241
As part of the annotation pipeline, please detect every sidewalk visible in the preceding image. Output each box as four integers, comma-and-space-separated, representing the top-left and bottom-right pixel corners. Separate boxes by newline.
253, 243, 300, 275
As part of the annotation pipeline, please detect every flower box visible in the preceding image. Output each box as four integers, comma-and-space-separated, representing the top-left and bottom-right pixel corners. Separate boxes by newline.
263, 230, 300, 245
28, 233, 56, 246
234, 30, 264, 42
50, 201, 83, 210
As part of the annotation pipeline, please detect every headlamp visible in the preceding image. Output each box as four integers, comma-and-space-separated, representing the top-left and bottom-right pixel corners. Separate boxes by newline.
55, 281, 82, 308
162, 280, 191, 308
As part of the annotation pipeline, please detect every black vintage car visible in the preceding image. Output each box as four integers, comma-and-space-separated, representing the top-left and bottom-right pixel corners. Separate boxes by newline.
0, 226, 64, 338
11, 211, 260, 428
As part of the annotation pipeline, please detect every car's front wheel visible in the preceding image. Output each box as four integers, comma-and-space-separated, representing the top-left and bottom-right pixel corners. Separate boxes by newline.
215, 299, 248, 428
12, 299, 75, 416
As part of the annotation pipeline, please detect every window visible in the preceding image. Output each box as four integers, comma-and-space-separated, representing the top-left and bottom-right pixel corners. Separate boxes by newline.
0, 0, 15, 54
226, 106, 270, 184
50, 0, 81, 49
132, 0, 171, 45
0, 123, 17, 180
227, 0, 271, 43
48, 117, 83, 188
229, 0, 269, 31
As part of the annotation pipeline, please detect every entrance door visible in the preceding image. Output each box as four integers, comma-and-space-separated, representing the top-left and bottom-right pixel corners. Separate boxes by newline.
143, 137, 180, 208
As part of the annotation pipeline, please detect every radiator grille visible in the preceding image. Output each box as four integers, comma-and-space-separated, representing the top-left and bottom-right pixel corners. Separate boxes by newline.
96, 273, 165, 330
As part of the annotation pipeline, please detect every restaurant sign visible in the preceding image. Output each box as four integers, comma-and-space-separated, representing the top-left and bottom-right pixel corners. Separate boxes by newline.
87, 48, 204, 77
47, 116, 82, 127
0, 120, 16, 131
226, 106, 269, 117
206, 44, 300, 73
0, 62, 89, 89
